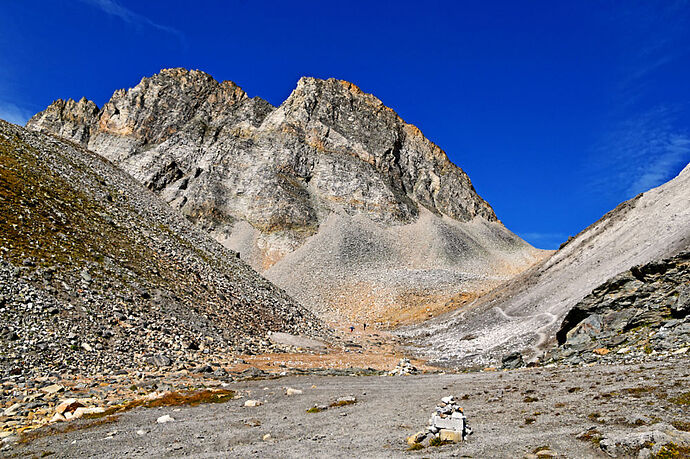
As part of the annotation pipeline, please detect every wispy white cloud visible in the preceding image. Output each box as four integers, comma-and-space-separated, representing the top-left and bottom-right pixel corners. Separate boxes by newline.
627, 134, 690, 195
0, 100, 32, 125
612, 3, 690, 110
591, 106, 690, 199
588, 4, 690, 201
77, 0, 186, 46
619, 54, 674, 93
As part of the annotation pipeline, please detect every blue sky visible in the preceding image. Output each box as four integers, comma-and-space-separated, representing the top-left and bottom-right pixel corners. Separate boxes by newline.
1, 1, 689, 249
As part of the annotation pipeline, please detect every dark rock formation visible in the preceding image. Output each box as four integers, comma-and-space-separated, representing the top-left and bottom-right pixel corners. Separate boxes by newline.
550, 251, 689, 364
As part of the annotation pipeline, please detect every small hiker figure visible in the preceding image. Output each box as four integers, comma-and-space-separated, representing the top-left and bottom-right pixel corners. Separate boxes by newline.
349, 326, 355, 333
363, 323, 367, 331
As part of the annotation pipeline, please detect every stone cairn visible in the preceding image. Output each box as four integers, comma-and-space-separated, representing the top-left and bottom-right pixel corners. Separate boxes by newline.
388, 358, 418, 376
407, 395, 472, 447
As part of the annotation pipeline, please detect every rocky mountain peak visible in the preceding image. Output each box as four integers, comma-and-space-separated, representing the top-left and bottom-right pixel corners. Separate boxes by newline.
28, 68, 275, 153
29, 68, 498, 233
28, 97, 100, 145
95, 68, 272, 147
262, 75, 498, 224
27, 68, 544, 320
290, 76, 380, 108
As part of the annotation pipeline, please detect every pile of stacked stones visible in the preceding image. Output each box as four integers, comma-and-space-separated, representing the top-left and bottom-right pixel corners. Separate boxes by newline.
407, 395, 472, 447
428, 395, 472, 442
388, 358, 418, 376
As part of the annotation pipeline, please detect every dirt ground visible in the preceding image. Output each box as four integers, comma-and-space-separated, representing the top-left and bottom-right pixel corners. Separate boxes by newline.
10, 356, 689, 458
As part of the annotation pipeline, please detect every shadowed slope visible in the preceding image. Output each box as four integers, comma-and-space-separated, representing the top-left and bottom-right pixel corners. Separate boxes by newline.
0, 120, 326, 376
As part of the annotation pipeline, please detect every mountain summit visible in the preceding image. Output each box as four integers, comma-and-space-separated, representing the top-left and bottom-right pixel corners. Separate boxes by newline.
28, 68, 546, 322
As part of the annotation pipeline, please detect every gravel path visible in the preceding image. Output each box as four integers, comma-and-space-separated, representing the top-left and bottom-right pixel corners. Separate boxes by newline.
492, 307, 558, 359
13, 357, 690, 458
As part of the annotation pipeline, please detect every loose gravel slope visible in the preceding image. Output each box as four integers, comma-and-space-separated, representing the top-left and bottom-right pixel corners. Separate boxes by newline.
403, 163, 690, 368
0, 120, 327, 378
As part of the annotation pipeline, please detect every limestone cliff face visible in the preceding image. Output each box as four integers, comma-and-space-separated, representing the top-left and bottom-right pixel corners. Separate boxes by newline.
28, 68, 543, 320
29, 69, 494, 250
261, 77, 497, 224
29, 97, 99, 145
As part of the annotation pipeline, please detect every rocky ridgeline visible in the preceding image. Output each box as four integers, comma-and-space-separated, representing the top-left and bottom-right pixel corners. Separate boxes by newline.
27, 68, 544, 320
0, 120, 329, 380
27, 69, 496, 246
405, 162, 690, 369
548, 251, 689, 366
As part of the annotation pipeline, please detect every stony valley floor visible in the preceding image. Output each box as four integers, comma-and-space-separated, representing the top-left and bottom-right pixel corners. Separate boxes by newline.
9, 357, 690, 458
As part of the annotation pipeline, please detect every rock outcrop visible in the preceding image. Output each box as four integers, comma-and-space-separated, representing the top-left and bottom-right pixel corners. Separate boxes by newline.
404, 163, 690, 367
27, 68, 545, 322
0, 120, 327, 377
551, 250, 689, 365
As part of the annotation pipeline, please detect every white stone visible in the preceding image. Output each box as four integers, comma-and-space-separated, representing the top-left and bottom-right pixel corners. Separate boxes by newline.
55, 398, 84, 415
285, 388, 302, 396
41, 384, 64, 394
244, 400, 263, 407
50, 413, 66, 423
156, 414, 175, 424
431, 414, 464, 431
3, 403, 22, 416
